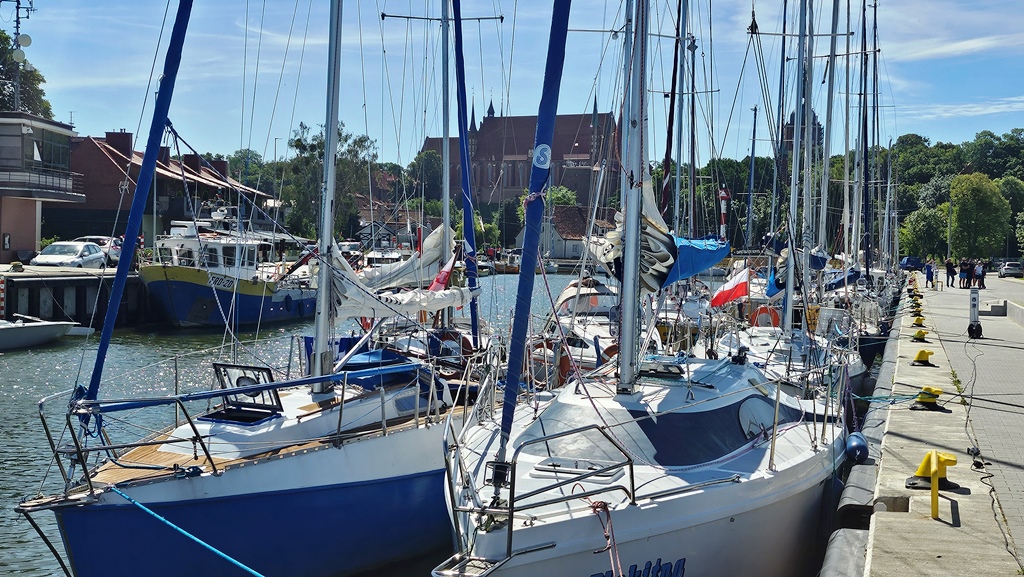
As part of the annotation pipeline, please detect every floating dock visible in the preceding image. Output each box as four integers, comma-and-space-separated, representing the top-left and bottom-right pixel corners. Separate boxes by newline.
0, 266, 150, 328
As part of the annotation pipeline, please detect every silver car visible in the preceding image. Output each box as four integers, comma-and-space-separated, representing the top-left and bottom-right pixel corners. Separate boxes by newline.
998, 262, 1023, 278
73, 236, 123, 264
29, 241, 107, 268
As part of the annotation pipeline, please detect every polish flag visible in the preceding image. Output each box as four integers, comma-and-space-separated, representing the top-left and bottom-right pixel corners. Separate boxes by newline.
710, 267, 750, 308
429, 253, 458, 291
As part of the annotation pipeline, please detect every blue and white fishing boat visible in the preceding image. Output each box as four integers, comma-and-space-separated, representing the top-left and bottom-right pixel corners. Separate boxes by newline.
433, 2, 846, 576
17, 3, 480, 576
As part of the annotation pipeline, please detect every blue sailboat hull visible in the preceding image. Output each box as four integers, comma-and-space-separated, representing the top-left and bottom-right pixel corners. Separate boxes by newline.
141, 268, 317, 327
55, 469, 449, 577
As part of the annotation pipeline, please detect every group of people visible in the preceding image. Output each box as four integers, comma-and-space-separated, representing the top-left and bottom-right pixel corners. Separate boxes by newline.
925, 257, 987, 289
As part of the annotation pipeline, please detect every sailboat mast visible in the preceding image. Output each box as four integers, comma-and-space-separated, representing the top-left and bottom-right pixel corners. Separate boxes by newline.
441, 0, 451, 326
87, 0, 194, 402
859, 0, 871, 282
619, 0, 648, 390
817, 0, 841, 249
769, 0, 788, 239
619, 0, 635, 214
783, 0, 808, 336
452, 0, 481, 344
491, 0, 571, 473
673, 1, 689, 234
687, 33, 697, 238
745, 105, 757, 248
312, 0, 344, 386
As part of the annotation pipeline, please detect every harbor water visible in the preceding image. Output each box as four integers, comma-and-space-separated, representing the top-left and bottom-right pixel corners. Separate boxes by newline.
0, 272, 577, 576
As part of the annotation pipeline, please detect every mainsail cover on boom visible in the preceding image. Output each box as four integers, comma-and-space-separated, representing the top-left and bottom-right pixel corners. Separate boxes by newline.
329, 244, 478, 319
355, 226, 454, 289
588, 181, 729, 292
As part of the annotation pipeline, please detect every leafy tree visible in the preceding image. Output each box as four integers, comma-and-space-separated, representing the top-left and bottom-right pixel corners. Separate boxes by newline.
949, 173, 1010, 258
547, 185, 576, 206
407, 150, 444, 201
280, 121, 375, 239
898, 206, 947, 259
917, 174, 954, 209
0, 30, 52, 118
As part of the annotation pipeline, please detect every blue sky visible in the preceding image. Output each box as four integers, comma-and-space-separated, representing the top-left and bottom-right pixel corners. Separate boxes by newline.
13, 0, 1024, 169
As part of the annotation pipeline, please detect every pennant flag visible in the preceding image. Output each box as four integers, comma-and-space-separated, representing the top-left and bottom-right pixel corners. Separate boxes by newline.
429, 253, 458, 291
711, 267, 750, 308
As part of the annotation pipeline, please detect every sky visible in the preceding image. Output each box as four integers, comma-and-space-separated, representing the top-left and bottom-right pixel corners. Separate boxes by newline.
11, 0, 1024, 170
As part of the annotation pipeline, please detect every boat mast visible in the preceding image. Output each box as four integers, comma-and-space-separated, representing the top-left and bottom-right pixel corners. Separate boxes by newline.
745, 105, 757, 248
817, 0, 842, 250
673, 1, 689, 235
312, 0, 344, 387
452, 0, 481, 344
86, 0, 194, 402
618, 0, 648, 391
859, 0, 871, 284
783, 0, 808, 336
769, 0, 788, 240
441, 0, 451, 326
490, 0, 571, 482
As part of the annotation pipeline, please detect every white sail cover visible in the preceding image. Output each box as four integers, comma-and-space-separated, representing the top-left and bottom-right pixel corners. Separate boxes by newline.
330, 244, 478, 319
356, 226, 453, 289
587, 181, 677, 293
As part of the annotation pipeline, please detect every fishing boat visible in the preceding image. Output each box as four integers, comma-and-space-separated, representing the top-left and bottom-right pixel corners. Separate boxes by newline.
139, 220, 318, 328
17, 3, 481, 576
433, 3, 846, 576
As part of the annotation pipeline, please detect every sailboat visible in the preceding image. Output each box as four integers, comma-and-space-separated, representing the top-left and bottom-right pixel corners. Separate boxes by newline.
17, 3, 479, 576
433, 2, 846, 576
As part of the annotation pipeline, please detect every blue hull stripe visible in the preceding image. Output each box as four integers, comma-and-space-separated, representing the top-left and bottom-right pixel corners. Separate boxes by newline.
146, 279, 317, 327
55, 469, 450, 577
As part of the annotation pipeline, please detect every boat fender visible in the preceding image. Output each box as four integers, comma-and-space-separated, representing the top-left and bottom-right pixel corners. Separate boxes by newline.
845, 432, 869, 464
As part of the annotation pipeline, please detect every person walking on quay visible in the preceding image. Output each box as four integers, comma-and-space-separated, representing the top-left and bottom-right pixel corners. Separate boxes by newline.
924, 258, 935, 288
946, 258, 956, 287
959, 258, 969, 288
976, 260, 986, 289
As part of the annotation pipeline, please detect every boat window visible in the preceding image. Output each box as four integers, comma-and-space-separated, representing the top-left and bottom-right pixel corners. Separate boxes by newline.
202, 246, 219, 268
177, 248, 195, 267
157, 246, 172, 263
244, 247, 256, 267
222, 246, 236, 267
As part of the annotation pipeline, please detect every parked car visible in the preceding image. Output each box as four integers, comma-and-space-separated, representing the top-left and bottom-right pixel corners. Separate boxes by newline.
899, 256, 924, 271
998, 261, 1023, 278
73, 236, 123, 264
30, 241, 107, 268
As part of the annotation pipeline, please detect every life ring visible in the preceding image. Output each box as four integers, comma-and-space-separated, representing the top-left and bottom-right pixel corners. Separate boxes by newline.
749, 305, 781, 327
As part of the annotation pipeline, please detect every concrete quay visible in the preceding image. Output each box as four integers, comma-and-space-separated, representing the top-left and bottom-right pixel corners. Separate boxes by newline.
823, 273, 1024, 576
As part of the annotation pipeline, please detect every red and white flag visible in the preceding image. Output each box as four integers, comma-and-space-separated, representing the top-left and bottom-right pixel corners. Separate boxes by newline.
710, 267, 750, 308
428, 253, 458, 291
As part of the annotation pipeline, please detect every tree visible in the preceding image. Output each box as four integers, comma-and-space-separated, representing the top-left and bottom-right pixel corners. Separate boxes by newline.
495, 198, 522, 247
0, 30, 52, 118
547, 185, 576, 206
917, 174, 954, 209
949, 173, 1010, 258
407, 150, 444, 201
898, 206, 947, 259
280, 121, 376, 239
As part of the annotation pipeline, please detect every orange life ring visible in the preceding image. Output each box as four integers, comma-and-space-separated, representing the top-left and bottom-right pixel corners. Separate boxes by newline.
749, 305, 781, 327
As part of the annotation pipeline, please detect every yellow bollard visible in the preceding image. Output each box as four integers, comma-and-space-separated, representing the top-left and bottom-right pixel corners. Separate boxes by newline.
912, 316, 926, 327
910, 350, 935, 366
906, 450, 958, 519
911, 329, 928, 342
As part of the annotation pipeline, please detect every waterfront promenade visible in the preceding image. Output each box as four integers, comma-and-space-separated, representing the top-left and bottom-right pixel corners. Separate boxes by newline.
828, 272, 1024, 575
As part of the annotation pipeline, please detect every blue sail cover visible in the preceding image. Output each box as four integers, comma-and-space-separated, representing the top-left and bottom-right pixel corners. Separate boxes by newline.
824, 268, 861, 292
661, 234, 731, 288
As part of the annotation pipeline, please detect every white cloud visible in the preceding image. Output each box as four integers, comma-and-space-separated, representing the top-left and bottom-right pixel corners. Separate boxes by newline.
900, 96, 1024, 120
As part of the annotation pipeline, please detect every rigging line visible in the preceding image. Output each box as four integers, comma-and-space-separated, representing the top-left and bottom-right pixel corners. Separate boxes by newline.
245, 0, 269, 185
264, 0, 305, 227
240, 0, 250, 151
256, 0, 303, 178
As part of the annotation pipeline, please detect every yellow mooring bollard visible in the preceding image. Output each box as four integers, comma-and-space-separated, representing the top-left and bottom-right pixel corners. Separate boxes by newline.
906, 450, 958, 519
912, 316, 926, 327
911, 330, 928, 342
